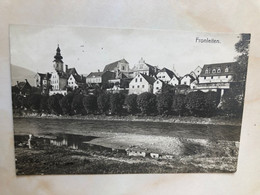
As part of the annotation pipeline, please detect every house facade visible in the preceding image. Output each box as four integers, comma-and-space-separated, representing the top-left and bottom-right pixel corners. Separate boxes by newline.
169, 76, 180, 86
193, 62, 237, 95
131, 58, 159, 78
128, 73, 155, 95
86, 71, 115, 85
180, 74, 195, 86
103, 59, 130, 77
68, 74, 86, 90
156, 68, 175, 83
153, 79, 164, 94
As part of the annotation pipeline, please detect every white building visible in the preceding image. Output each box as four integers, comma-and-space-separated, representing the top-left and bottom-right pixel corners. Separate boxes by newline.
190, 66, 202, 79
153, 79, 164, 94
68, 74, 86, 90
169, 76, 180, 86
156, 68, 175, 83
131, 58, 159, 78
180, 74, 195, 86
129, 73, 156, 95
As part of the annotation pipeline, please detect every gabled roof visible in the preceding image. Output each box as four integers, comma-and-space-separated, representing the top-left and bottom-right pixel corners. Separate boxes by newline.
66, 67, 78, 76
181, 74, 195, 82
140, 73, 156, 84
72, 75, 86, 83
37, 72, 52, 80
158, 67, 177, 79
86, 71, 104, 78
103, 59, 128, 72
17, 80, 32, 90
200, 62, 236, 77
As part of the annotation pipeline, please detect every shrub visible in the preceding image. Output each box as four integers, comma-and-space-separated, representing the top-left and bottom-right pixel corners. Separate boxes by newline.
137, 92, 157, 115
125, 94, 138, 114
71, 94, 84, 115
83, 95, 98, 114
40, 95, 50, 113
26, 94, 42, 111
172, 94, 186, 116
60, 93, 74, 115
157, 92, 173, 115
97, 93, 110, 114
48, 94, 63, 115
109, 93, 125, 115
185, 91, 207, 117
204, 91, 219, 117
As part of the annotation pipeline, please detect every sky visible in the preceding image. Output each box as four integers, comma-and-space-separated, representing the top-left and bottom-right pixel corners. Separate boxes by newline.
10, 25, 241, 76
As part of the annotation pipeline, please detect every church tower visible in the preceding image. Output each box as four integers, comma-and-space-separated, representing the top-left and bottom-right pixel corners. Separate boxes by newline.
53, 45, 64, 73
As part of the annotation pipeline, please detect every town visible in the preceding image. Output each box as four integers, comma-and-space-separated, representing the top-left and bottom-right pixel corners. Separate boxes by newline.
12, 45, 244, 117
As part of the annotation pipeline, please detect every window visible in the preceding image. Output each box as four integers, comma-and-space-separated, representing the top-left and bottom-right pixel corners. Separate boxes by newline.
225, 67, 229, 72
217, 68, 221, 73
70, 77, 72, 80
204, 77, 206, 79
135, 78, 137, 82
205, 69, 208, 74
156, 87, 159, 89
122, 66, 125, 70
226, 75, 228, 78
157, 81, 159, 84
212, 69, 216, 73
142, 85, 144, 88
211, 76, 213, 79
137, 85, 140, 88
140, 78, 142, 82
162, 76, 165, 78
132, 86, 134, 88
184, 81, 187, 85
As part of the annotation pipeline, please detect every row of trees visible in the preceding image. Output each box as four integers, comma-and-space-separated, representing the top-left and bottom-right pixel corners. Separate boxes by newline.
12, 89, 243, 117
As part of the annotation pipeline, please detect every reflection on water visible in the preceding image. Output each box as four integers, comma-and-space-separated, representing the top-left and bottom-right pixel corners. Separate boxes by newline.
47, 134, 98, 150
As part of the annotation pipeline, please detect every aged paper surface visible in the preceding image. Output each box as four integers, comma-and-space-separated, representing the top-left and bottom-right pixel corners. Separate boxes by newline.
1, 0, 260, 194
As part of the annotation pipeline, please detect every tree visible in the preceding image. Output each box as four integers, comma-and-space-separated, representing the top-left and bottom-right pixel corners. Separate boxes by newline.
157, 92, 173, 115
83, 95, 98, 114
97, 93, 110, 114
204, 91, 219, 117
125, 94, 138, 114
40, 95, 50, 113
234, 33, 250, 82
60, 93, 74, 115
26, 94, 42, 111
48, 94, 63, 115
137, 92, 157, 115
109, 93, 125, 115
172, 94, 186, 116
71, 94, 84, 115
185, 91, 207, 117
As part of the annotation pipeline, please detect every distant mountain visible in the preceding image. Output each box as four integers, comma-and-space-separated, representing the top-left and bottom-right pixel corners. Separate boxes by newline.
11, 65, 36, 86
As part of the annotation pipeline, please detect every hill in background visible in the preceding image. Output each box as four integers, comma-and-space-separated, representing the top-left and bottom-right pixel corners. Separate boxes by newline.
11, 65, 36, 86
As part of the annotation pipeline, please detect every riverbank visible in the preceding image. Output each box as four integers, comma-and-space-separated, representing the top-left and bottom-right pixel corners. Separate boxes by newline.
13, 112, 242, 126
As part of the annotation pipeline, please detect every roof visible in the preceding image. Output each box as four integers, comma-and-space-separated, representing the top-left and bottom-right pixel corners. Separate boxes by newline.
158, 67, 177, 79
66, 68, 78, 76
181, 74, 195, 82
200, 62, 237, 77
37, 72, 52, 80
17, 80, 32, 90
140, 73, 156, 84
73, 75, 86, 83
86, 71, 104, 78
103, 59, 128, 72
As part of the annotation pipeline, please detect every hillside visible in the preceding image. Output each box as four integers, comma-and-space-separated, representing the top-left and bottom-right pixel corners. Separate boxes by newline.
11, 65, 36, 86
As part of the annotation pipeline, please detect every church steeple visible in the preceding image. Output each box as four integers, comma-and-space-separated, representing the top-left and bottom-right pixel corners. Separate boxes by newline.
53, 44, 63, 63
53, 45, 64, 72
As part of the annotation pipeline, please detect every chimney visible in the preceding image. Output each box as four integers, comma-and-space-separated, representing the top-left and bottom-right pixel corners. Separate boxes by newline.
66, 65, 68, 72
16, 81, 19, 85
25, 79, 28, 83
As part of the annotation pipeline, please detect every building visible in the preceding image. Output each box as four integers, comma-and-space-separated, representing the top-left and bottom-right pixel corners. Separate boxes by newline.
180, 74, 195, 86
190, 66, 202, 79
15, 79, 32, 96
35, 72, 52, 94
131, 58, 159, 77
103, 59, 130, 77
128, 73, 156, 95
68, 74, 86, 90
194, 62, 237, 95
156, 68, 176, 83
86, 71, 115, 85
153, 79, 164, 94
169, 76, 180, 86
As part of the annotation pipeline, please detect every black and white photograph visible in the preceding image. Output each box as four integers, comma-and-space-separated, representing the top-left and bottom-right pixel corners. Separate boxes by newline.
10, 25, 250, 175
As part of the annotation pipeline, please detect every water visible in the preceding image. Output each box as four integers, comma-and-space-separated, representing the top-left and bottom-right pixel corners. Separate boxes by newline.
13, 118, 241, 141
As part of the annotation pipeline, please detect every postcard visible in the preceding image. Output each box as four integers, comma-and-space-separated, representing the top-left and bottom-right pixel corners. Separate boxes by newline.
10, 25, 250, 175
